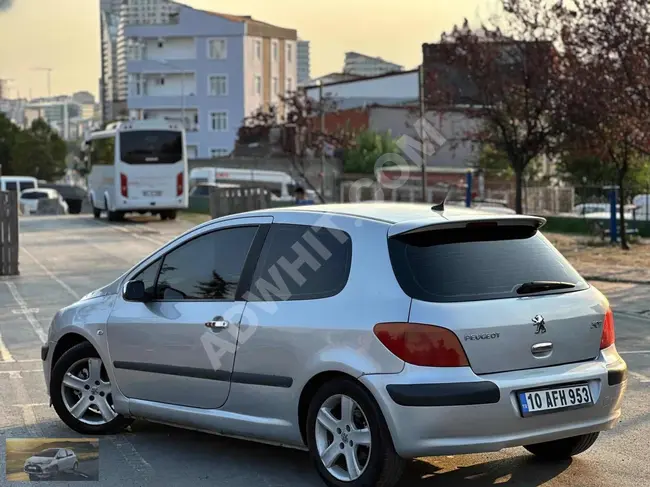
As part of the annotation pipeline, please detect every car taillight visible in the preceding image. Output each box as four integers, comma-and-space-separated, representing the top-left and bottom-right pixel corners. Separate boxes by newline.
373, 322, 470, 367
600, 307, 615, 349
120, 173, 128, 198
177, 172, 183, 196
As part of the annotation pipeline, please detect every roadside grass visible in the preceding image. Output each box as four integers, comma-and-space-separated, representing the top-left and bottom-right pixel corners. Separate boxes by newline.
180, 211, 211, 226
545, 232, 650, 271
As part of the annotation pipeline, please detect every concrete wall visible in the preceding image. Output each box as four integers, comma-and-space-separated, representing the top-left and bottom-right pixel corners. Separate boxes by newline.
368, 106, 481, 169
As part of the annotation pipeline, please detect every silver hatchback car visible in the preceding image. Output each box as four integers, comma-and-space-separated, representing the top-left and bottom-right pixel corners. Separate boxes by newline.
43, 203, 627, 487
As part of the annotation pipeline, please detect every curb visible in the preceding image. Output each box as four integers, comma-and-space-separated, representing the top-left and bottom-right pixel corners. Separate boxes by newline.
584, 276, 650, 285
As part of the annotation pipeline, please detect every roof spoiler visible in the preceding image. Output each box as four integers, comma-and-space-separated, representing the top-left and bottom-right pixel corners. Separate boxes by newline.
388, 215, 546, 238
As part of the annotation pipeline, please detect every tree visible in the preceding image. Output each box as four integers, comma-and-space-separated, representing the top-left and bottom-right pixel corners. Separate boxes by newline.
343, 130, 399, 174
0, 113, 19, 175
238, 91, 355, 202
10, 119, 67, 181
423, 3, 564, 214
548, 0, 650, 249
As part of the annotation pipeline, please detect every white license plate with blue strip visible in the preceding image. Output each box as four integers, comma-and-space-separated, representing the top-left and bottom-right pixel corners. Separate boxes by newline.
518, 384, 593, 416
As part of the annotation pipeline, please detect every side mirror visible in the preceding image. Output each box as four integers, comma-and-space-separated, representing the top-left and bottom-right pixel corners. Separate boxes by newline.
123, 280, 147, 302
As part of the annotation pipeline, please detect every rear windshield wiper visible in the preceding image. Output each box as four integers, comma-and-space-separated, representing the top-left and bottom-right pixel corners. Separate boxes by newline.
516, 281, 576, 295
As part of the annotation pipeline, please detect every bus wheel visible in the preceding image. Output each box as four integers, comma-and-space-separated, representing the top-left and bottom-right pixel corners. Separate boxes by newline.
160, 210, 177, 221
92, 205, 101, 219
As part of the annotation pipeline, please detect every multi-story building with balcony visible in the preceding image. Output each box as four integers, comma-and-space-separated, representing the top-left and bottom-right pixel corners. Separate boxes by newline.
124, 3, 297, 158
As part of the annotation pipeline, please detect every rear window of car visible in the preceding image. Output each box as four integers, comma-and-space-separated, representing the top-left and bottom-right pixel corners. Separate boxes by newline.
388, 224, 587, 303
21, 191, 49, 200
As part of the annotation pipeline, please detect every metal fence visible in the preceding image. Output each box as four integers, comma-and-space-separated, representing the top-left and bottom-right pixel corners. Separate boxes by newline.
0, 191, 19, 276
209, 187, 273, 219
340, 181, 575, 214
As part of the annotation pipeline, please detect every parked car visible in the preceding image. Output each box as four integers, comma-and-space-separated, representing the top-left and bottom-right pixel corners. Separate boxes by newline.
24, 448, 78, 480
189, 182, 241, 198
38, 182, 88, 214
19, 188, 68, 215
42, 202, 627, 487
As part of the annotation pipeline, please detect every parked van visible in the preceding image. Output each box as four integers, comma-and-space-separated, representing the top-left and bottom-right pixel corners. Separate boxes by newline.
189, 167, 297, 200
1, 176, 38, 193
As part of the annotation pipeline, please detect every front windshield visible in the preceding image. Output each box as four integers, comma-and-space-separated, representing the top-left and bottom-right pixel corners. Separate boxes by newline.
35, 449, 59, 458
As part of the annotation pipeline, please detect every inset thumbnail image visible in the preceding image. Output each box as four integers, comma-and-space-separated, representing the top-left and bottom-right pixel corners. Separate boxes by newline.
5, 438, 99, 481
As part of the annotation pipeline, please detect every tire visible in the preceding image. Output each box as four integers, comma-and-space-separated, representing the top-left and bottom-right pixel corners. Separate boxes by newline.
524, 432, 600, 460
92, 206, 101, 219
68, 200, 83, 214
104, 198, 122, 222
50, 342, 133, 435
160, 210, 177, 221
306, 378, 406, 487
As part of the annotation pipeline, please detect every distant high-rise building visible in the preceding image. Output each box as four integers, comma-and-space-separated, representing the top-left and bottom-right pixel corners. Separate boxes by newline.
343, 51, 403, 77
297, 40, 311, 84
100, 0, 127, 123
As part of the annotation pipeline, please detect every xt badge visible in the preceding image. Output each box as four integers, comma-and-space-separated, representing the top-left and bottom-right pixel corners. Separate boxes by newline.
532, 314, 547, 334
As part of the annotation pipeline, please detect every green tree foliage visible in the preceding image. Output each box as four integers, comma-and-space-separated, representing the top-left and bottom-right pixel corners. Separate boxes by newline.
0, 115, 67, 181
343, 130, 399, 174
476, 143, 544, 183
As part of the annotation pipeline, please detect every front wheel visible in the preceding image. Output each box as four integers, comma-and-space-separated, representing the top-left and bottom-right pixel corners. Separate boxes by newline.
50, 342, 133, 435
524, 432, 600, 460
306, 378, 406, 487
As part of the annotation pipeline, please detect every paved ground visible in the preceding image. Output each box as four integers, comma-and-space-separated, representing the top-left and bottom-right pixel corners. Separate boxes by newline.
1, 214, 649, 486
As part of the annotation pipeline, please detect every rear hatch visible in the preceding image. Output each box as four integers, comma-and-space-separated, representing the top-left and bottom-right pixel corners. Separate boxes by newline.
388, 218, 606, 375
124, 167, 178, 201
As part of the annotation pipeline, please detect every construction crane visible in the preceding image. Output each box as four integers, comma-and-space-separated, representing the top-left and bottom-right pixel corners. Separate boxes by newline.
32, 67, 53, 97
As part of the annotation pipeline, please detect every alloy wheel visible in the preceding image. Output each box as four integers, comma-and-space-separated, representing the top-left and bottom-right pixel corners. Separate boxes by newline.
60, 357, 117, 425
315, 394, 372, 482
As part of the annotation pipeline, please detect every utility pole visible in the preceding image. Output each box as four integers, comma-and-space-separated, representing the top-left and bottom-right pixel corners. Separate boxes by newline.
419, 64, 427, 203
32, 67, 53, 97
318, 80, 326, 203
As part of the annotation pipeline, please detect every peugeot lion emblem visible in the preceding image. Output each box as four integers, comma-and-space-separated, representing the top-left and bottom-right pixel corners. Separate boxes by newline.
532, 314, 547, 334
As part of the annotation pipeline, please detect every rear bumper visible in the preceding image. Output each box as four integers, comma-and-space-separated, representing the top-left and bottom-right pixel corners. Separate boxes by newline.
361, 345, 627, 458
114, 197, 187, 211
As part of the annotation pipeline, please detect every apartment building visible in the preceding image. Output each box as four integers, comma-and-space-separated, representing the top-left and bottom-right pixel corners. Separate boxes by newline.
297, 39, 311, 84
343, 51, 404, 77
124, 3, 297, 158
100, 0, 128, 122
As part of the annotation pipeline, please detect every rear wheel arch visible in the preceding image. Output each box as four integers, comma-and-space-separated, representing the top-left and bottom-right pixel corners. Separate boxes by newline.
298, 371, 375, 446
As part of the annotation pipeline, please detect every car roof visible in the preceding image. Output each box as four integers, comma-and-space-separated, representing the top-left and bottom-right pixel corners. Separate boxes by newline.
22, 188, 57, 196
248, 202, 525, 224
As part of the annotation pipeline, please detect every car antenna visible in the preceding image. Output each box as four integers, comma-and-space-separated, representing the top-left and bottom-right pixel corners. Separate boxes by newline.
431, 187, 452, 212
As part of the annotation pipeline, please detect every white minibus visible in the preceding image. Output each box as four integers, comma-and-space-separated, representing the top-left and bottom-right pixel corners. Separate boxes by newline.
84, 119, 188, 221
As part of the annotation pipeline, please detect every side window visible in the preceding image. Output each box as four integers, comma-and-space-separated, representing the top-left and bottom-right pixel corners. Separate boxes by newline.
248, 224, 352, 301
133, 259, 162, 296
90, 137, 115, 165
155, 226, 258, 300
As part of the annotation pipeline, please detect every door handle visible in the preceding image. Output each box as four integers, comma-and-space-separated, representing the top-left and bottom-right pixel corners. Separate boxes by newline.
205, 320, 229, 329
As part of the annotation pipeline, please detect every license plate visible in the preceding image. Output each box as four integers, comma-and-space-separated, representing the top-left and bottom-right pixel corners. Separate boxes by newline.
518, 383, 593, 416
143, 190, 162, 197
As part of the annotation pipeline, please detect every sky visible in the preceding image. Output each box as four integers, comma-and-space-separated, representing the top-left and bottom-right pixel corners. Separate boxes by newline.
0, 0, 499, 100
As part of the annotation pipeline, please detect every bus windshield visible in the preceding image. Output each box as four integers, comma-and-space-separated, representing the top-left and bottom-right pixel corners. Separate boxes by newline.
120, 130, 182, 164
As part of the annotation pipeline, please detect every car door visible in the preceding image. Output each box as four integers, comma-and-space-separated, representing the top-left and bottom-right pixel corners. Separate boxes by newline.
106, 216, 271, 409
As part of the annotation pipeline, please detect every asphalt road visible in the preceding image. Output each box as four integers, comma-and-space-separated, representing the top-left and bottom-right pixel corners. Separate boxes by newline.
1, 214, 649, 487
